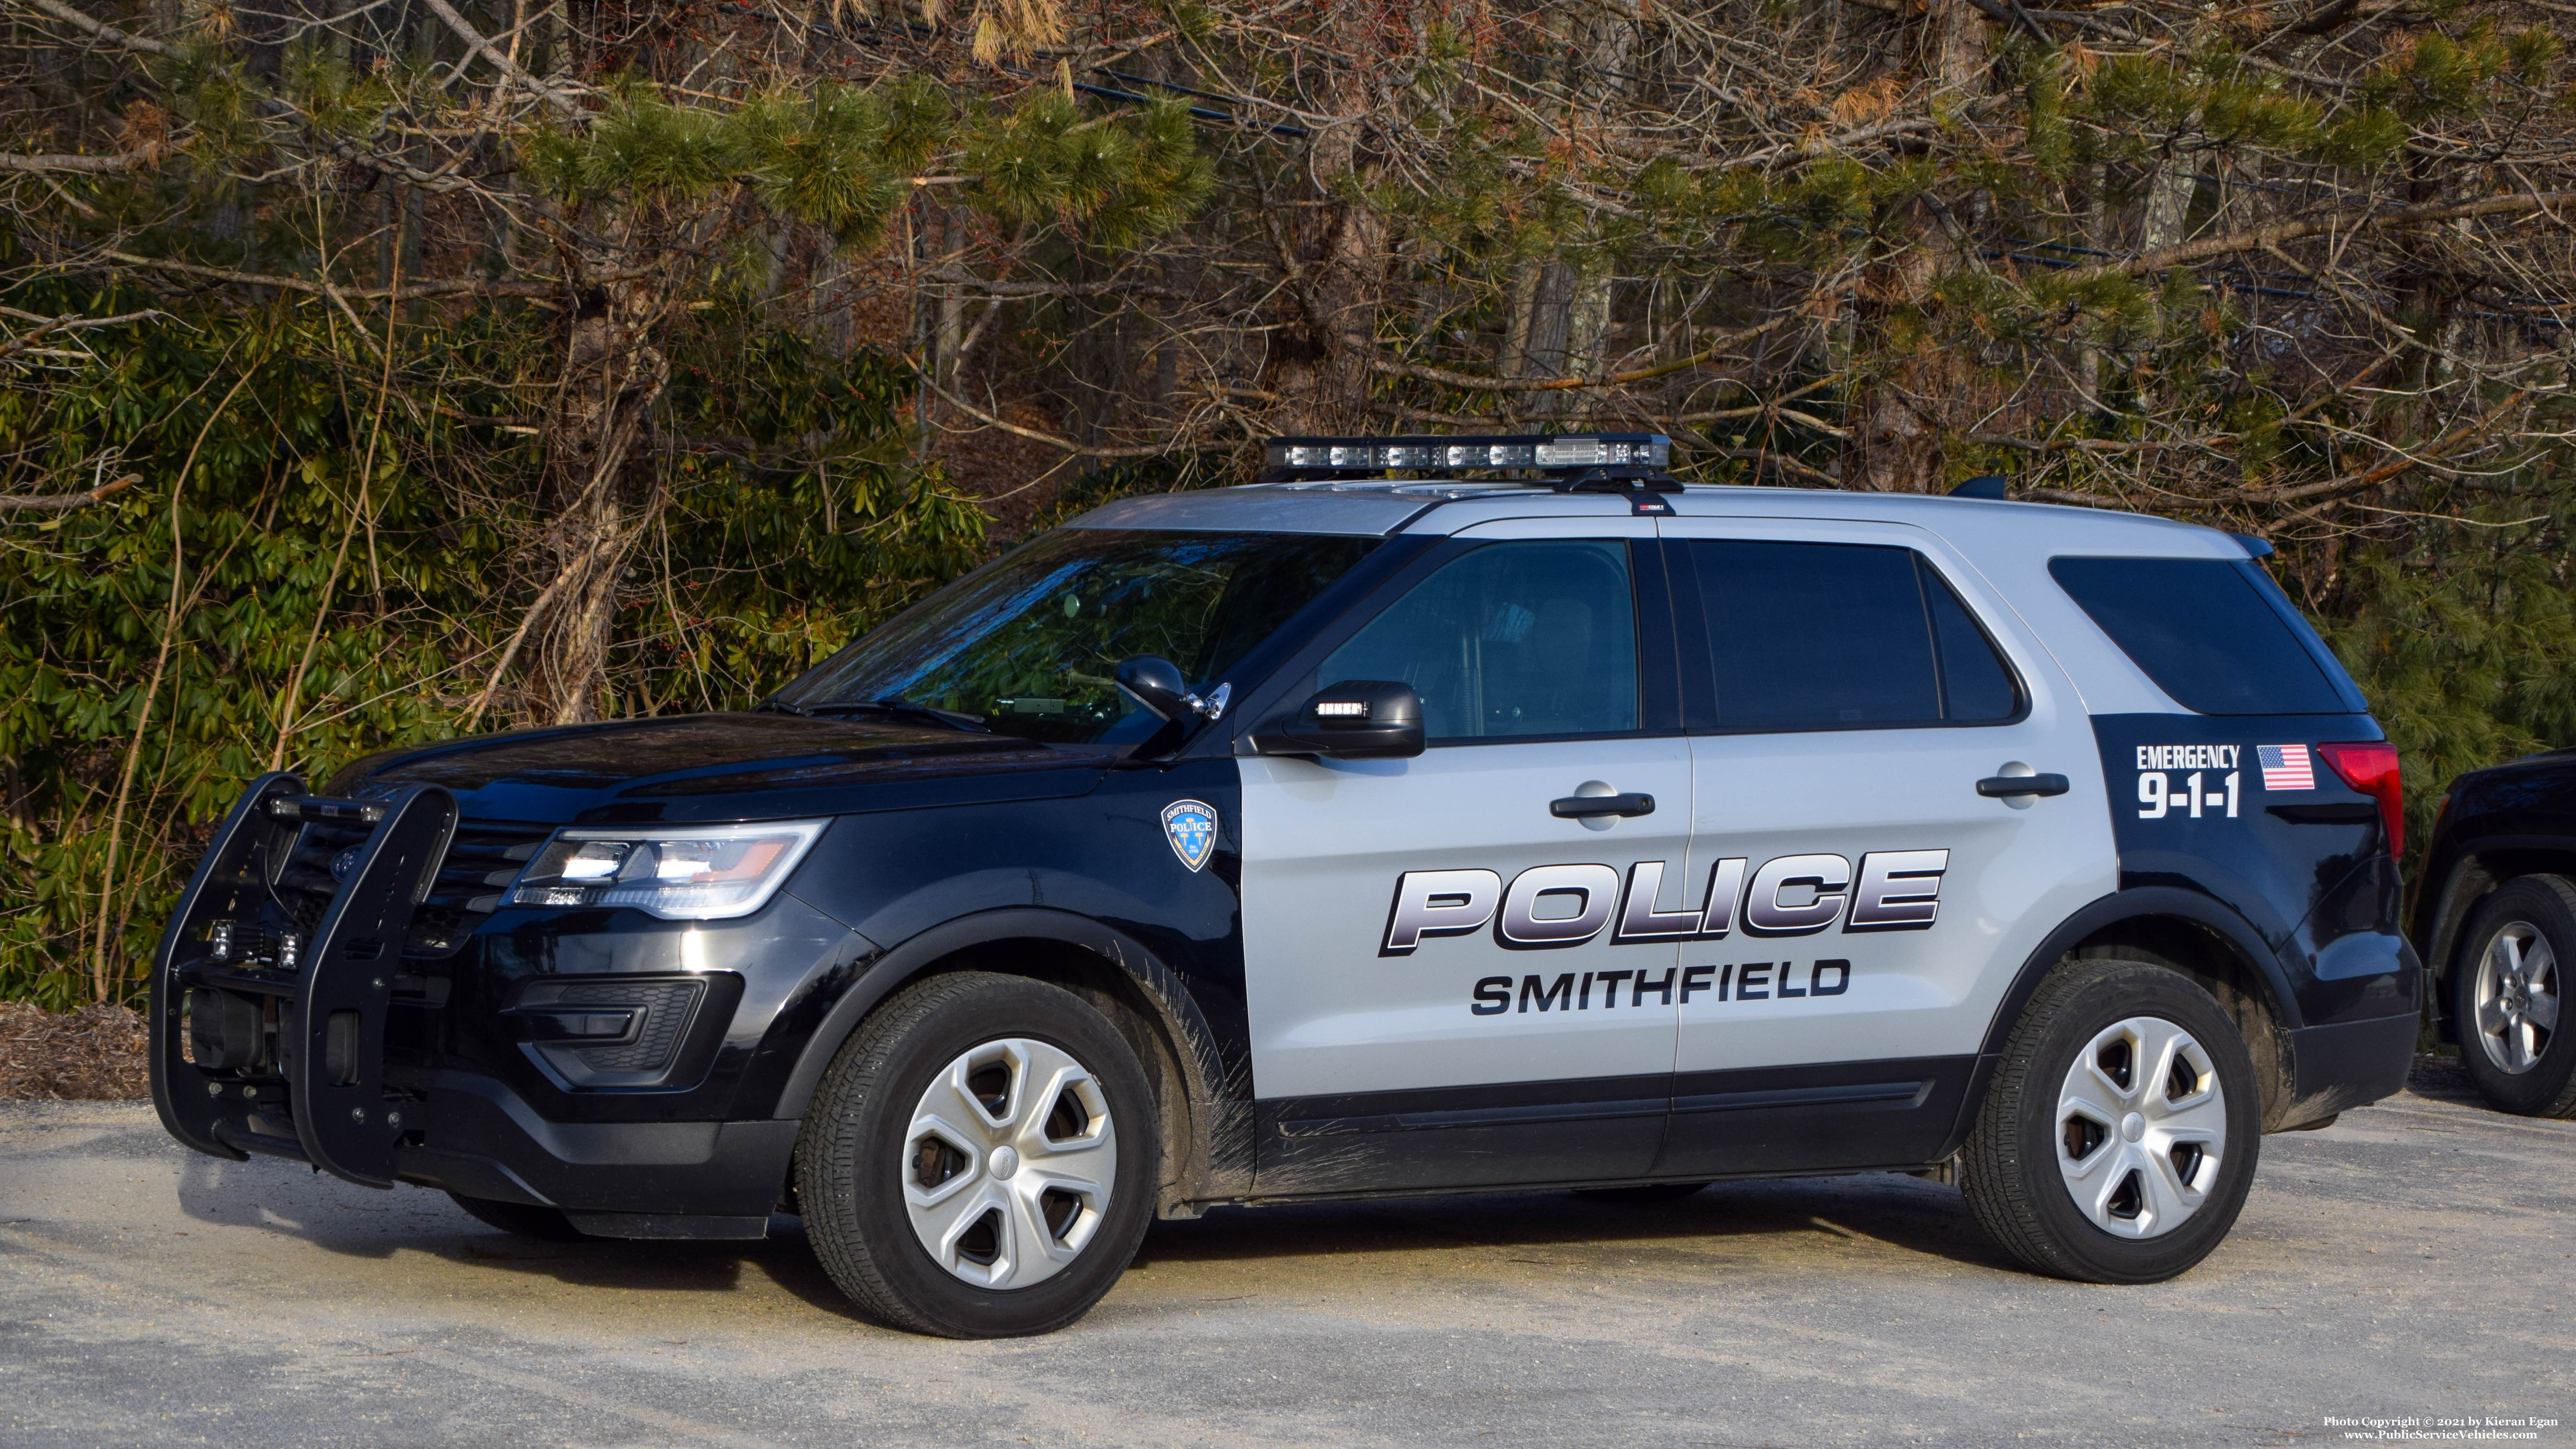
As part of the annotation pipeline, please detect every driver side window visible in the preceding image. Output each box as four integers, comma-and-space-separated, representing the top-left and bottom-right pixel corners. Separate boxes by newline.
1320, 540, 1640, 740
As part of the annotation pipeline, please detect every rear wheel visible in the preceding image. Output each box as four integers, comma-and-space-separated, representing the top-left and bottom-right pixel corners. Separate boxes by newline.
447, 1192, 586, 1241
2452, 876, 2576, 1118
1961, 959, 2260, 1284
795, 972, 1158, 1338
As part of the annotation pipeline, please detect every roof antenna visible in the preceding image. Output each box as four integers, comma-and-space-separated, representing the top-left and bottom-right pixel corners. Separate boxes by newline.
1948, 475, 2009, 500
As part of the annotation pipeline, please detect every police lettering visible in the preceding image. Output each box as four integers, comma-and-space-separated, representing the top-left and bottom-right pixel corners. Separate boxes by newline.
1384, 851, 1947, 955
1468, 960, 1854, 1015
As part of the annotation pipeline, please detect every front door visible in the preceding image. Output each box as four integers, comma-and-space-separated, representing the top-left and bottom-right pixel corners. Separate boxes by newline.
1653, 517, 2117, 1176
1238, 518, 1689, 1192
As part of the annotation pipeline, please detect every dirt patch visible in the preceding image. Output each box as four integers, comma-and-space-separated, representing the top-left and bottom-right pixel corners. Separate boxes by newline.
0, 1002, 148, 1101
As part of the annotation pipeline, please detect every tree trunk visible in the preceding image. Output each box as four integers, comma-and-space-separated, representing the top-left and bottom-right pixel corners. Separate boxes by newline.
1270, 69, 1391, 434
1504, 1, 1635, 423
519, 248, 671, 727
1839, 0, 1989, 493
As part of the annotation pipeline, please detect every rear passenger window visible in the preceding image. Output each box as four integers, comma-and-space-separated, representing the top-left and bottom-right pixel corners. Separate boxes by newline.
1322, 540, 1640, 740
2049, 557, 2351, 715
1682, 540, 2021, 732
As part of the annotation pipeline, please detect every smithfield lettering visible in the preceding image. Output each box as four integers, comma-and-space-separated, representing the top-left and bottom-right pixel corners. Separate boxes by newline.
1468, 959, 1856, 1015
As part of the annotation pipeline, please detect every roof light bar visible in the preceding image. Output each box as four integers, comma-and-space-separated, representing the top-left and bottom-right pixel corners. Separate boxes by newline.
1263, 434, 1670, 475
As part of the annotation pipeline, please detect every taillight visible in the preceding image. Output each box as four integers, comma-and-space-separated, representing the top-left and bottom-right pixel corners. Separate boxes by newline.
2316, 740, 2403, 857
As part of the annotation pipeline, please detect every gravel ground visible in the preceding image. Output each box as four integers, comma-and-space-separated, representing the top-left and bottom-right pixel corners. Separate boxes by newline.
0, 1061, 2568, 1448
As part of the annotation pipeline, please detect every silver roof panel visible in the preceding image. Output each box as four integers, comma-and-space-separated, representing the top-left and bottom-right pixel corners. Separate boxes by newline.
1068, 487, 1426, 536
1066, 477, 2233, 554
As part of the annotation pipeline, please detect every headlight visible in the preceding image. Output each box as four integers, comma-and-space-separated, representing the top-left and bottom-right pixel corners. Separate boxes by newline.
507, 821, 827, 920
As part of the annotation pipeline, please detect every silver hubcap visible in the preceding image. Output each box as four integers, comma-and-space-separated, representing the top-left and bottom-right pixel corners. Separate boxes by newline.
2473, 922, 2560, 1075
2056, 1016, 2227, 1240
903, 1037, 1116, 1289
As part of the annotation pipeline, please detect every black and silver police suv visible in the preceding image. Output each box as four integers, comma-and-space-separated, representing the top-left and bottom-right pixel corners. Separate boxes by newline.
149, 435, 2419, 1337
2414, 749, 2576, 1116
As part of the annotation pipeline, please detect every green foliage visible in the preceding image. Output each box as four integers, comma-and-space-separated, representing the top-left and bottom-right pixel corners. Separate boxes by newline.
736, 83, 920, 244
526, 80, 745, 204
2318, 498, 2576, 862
2317, 104, 2408, 168
964, 92, 1213, 244
0, 271, 983, 1008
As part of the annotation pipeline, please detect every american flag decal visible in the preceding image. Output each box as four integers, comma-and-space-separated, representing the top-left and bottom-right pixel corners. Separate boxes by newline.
2258, 744, 2314, 791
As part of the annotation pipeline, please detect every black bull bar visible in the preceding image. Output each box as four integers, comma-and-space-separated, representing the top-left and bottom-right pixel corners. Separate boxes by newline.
149, 772, 458, 1189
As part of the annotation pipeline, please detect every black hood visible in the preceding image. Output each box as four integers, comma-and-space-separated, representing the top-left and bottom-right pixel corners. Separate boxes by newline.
337, 712, 1115, 825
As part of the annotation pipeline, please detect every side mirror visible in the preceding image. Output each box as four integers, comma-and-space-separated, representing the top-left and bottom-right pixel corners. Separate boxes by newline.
1251, 680, 1424, 760
1115, 656, 1229, 723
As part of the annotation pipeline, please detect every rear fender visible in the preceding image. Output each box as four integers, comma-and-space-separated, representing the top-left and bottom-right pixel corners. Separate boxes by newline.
1940, 886, 2303, 1154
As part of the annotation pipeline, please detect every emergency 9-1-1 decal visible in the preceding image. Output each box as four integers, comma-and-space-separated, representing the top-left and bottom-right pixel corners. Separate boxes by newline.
2135, 743, 2242, 819
2134, 742, 2318, 819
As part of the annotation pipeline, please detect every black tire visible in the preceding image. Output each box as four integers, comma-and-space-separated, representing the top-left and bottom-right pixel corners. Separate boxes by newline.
2450, 875, 2576, 1118
794, 971, 1159, 1338
1961, 959, 2261, 1284
1575, 1182, 1711, 1204
448, 1191, 588, 1241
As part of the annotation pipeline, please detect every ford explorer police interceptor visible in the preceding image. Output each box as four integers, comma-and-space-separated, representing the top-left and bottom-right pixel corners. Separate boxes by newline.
148, 435, 2419, 1338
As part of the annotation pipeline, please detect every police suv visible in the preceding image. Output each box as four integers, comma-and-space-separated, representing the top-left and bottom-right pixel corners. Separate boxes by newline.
150, 435, 2420, 1338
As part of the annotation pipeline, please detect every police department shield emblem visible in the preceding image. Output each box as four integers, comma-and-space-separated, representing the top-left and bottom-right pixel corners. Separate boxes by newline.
1161, 800, 1218, 873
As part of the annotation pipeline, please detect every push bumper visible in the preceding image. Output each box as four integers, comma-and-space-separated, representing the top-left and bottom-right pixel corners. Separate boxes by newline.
149, 772, 458, 1187
149, 776, 802, 1234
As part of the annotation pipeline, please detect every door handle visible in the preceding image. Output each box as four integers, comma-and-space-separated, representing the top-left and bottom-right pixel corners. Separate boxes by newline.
1976, 773, 2070, 799
1551, 792, 1656, 819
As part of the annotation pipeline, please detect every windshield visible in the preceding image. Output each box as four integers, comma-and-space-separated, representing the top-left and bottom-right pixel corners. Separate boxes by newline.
776, 529, 1381, 745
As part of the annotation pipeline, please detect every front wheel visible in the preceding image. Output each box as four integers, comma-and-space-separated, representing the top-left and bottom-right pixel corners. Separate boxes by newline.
1961, 959, 2260, 1284
795, 972, 1159, 1338
2452, 875, 2576, 1117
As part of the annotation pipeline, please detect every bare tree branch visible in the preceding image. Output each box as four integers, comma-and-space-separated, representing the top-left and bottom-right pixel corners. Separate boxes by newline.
0, 474, 139, 513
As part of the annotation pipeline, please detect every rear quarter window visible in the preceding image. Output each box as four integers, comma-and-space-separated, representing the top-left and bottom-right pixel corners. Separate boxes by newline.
2049, 556, 2357, 715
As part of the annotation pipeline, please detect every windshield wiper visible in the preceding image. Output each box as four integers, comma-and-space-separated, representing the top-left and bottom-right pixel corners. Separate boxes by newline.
796, 697, 993, 733
752, 699, 812, 717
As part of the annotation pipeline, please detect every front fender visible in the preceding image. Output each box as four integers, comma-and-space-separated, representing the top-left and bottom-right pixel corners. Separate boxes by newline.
756, 906, 1251, 1206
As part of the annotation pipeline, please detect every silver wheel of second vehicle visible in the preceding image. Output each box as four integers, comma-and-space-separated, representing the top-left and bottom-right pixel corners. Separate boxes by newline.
2472, 922, 2560, 1075
2055, 1016, 2227, 1240
901, 1037, 1116, 1290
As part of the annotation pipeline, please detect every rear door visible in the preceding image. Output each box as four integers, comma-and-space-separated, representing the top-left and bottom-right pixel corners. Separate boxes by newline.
1237, 516, 1689, 1192
1653, 517, 2117, 1176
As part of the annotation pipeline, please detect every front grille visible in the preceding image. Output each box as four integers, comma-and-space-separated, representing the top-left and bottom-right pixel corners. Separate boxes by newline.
408, 820, 553, 955
266, 814, 549, 956
273, 818, 373, 932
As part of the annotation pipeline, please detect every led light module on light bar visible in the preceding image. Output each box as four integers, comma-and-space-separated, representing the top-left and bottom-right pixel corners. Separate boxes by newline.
1262, 434, 1670, 474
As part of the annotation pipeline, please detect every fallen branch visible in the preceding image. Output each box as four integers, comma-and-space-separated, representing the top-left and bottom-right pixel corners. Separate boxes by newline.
22, 0, 176, 57
100, 251, 560, 301
419, 0, 586, 116
0, 143, 167, 175
0, 308, 160, 359
916, 367, 1188, 457
2240, 389, 2534, 505
1358, 310, 1804, 395
0, 474, 139, 513
2070, 190, 2576, 282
